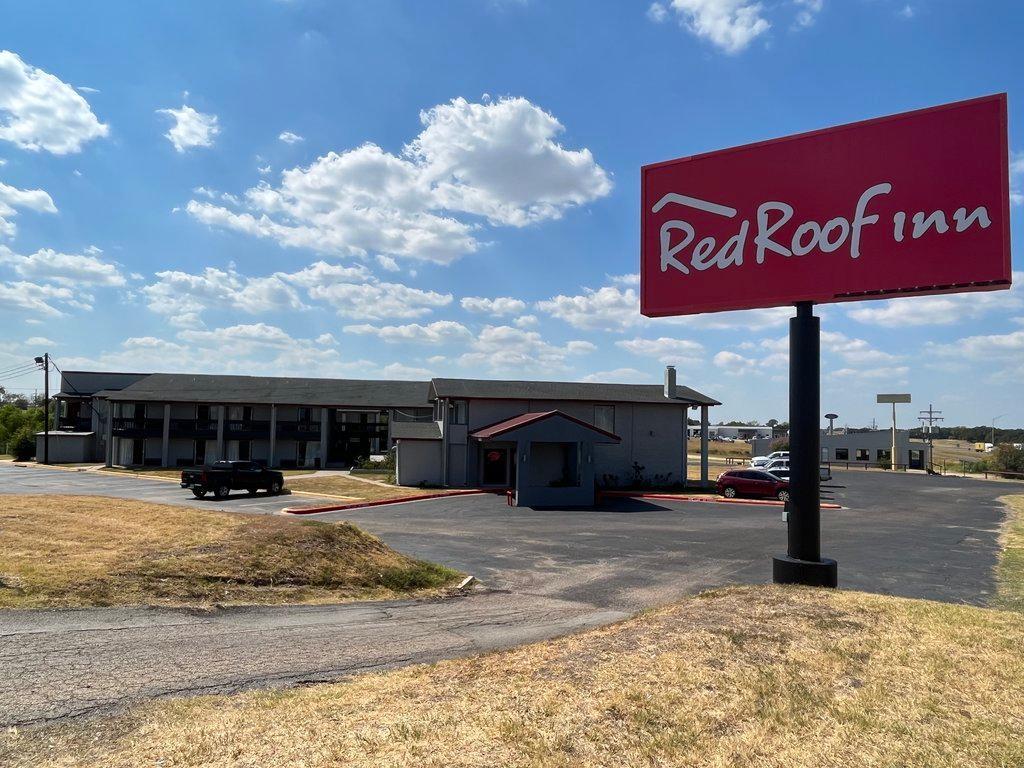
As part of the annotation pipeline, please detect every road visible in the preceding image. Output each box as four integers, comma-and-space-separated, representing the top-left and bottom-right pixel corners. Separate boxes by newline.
0, 463, 1018, 726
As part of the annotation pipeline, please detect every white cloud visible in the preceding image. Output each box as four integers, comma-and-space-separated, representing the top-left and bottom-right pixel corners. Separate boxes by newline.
898, 4, 914, 19
927, 329, 1024, 361
0, 50, 109, 154
820, 330, 900, 364
344, 320, 472, 345
141, 266, 306, 328
307, 278, 452, 320
458, 325, 595, 374
1011, 151, 1024, 206
0, 180, 56, 238
847, 274, 1023, 327
657, 0, 771, 54
460, 296, 527, 315
537, 285, 641, 331
793, 0, 822, 27
379, 362, 433, 380
647, 3, 669, 23
713, 350, 758, 374
0, 280, 81, 316
156, 104, 220, 152
278, 130, 304, 144
616, 336, 704, 364
608, 273, 640, 286
257, 164, 272, 176
537, 280, 792, 332
0, 246, 125, 286
64, 324, 346, 376
830, 365, 909, 382
185, 96, 610, 265
582, 367, 655, 384
514, 314, 538, 328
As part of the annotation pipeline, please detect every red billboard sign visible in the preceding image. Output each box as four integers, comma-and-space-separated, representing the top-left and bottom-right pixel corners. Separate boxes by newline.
640, 94, 1011, 317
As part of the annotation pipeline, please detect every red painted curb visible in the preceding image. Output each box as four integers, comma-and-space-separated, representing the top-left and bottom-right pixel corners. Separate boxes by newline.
283, 489, 495, 515
598, 491, 841, 509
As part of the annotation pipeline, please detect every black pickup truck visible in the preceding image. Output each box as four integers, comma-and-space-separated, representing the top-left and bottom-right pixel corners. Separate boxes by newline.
180, 460, 285, 499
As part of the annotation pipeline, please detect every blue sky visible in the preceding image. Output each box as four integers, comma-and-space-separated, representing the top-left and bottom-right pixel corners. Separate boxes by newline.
0, 0, 1021, 428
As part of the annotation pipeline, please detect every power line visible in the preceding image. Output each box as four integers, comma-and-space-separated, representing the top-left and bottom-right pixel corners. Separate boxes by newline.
0, 361, 39, 378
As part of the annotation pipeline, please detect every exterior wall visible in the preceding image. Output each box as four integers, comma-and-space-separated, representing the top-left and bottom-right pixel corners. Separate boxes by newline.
35, 433, 91, 463
396, 440, 443, 486
168, 437, 197, 466
444, 398, 687, 488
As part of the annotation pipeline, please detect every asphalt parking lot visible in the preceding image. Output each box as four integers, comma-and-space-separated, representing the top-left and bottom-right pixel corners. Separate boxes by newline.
0, 462, 1018, 725
0, 462, 1014, 608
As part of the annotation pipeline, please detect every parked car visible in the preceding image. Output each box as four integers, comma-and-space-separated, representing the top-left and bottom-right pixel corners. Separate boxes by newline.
768, 466, 832, 482
181, 460, 285, 499
716, 469, 790, 501
763, 458, 790, 473
751, 450, 789, 468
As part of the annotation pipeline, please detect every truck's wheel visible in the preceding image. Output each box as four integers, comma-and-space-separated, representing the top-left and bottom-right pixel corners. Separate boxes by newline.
192, 488, 207, 498
269, 480, 282, 495
214, 485, 230, 500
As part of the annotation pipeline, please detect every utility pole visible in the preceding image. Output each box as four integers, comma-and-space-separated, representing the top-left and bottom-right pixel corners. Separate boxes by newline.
991, 415, 1006, 447
918, 404, 943, 455
34, 353, 49, 464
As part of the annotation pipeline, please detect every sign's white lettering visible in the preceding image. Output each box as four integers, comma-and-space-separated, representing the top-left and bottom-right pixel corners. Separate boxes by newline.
654, 184, 992, 276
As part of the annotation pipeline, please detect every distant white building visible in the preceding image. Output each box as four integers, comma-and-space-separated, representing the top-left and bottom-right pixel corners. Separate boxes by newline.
689, 425, 774, 441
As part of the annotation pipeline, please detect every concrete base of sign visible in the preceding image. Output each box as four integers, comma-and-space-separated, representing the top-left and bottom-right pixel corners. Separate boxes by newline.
772, 555, 838, 588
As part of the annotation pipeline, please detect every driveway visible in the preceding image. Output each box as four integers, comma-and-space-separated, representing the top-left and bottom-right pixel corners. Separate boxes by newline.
0, 463, 1018, 726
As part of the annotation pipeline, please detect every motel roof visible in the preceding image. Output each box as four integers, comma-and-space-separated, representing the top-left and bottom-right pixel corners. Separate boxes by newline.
390, 421, 443, 440
430, 378, 719, 407
106, 373, 432, 408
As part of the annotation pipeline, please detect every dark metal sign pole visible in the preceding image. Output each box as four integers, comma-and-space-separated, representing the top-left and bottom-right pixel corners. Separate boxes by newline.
773, 301, 837, 587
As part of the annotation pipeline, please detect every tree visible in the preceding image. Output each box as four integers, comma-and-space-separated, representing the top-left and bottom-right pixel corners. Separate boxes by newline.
991, 445, 1024, 477
10, 426, 36, 461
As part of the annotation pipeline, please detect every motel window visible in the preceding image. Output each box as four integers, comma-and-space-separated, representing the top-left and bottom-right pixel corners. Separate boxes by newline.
877, 449, 891, 463
594, 405, 615, 433
855, 449, 869, 461
451, 400, 467, 425
835, 448, 849, 461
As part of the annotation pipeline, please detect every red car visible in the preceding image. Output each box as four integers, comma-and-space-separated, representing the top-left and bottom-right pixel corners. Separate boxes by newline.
716, 469, 790, 501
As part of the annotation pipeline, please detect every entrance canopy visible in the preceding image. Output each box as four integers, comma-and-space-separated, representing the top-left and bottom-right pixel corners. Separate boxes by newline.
470, 410, 620, 507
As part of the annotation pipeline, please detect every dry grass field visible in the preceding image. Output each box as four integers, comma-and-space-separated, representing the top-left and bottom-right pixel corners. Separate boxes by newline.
288, 473, 470, 501
700, 439, 753, 459
0, 495, 460, 608
5, 584, 1023, 768
997, 495, 1024, 613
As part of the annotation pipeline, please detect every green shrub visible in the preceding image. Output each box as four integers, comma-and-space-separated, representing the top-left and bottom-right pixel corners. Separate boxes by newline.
11, 426, 35, 461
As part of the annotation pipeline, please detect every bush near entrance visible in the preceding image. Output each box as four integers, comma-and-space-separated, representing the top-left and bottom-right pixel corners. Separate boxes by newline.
10, 426, 35, 461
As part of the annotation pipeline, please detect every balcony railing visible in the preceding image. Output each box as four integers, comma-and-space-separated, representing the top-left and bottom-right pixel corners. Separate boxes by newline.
225, 419, 271, 437
111, 417, 163, 436
57, 417, 93, 432
275, 421, 321, 439
169, 418, 218, 438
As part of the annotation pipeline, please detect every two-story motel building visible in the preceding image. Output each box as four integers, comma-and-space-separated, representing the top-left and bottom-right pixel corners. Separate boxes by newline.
48, 366, 720, 495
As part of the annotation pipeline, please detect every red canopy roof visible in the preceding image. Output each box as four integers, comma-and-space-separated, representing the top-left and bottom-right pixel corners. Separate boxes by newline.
469, 410, 620, 441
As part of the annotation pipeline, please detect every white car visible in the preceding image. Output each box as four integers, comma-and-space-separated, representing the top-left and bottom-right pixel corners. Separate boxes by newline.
751, 450, 789, 468
763, 458, 790, 473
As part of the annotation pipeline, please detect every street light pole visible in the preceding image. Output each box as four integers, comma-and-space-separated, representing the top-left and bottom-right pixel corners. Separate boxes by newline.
35, 353, 49, 464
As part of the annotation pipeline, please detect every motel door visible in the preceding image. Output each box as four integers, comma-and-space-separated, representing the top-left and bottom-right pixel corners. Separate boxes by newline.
482, 447, 509, 486
909, 450, 924, 470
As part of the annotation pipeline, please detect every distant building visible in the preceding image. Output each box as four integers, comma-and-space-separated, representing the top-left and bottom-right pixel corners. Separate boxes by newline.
689, 425, 774, 441
751, 429, 931, 469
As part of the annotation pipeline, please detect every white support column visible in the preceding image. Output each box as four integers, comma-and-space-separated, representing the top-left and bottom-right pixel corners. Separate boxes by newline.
268, 404, 277, 467
161, 403, 170, 467
215, 405, 225, 462
700, 405, 710, 485
320, 408, 330, 469
104, 404, 114, 468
